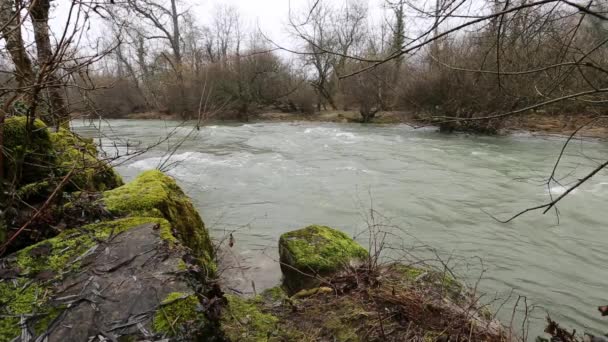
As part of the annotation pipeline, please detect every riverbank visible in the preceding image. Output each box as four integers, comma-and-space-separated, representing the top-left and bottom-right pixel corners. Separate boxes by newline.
121, 110, 608, 139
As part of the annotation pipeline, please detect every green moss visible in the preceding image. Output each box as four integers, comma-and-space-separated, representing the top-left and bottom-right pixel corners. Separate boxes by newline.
177, 259, 188, 271
391, 264, 463, 301
50, 128, 123, 192
3, 116, 54, 186
15, 217, 169, 275
103, 170, 214, 265
33, 306, 64, 335
292, 286, 333, 299
423, 331, 447, 341
279, 225, 368, 273
16, 181, 50, 201
0, 281, 47, 342
391, 264, 425, 281
279, 225, 368, 293
3, 117, 121, 195
324, 316, 359, 342
221, 294, 279, 342
153, 292, 206, 336
261, 286, 287, 302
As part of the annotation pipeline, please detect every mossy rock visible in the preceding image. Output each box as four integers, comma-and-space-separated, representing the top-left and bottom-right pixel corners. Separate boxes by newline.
279, 225, 368, 294
14, 216, 172, 276
50, 128, 123, 192
1, 117, 122, 246
103, 170, 214, 270
0, 219, 215, 341
2, 118, 120, 194
153, 292, 208, 337
0, 218, 166, 340
2, 116, 55, 186
221, 294, 280, 342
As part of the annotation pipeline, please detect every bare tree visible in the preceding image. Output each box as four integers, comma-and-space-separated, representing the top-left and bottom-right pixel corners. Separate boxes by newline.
0, 0, 34, 93
120, 0, 188, 117
30, 0, 68, 128
290, 0, 339, 111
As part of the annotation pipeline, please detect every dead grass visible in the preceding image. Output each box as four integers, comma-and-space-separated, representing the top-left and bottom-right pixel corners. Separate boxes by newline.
255, 264, 514, 342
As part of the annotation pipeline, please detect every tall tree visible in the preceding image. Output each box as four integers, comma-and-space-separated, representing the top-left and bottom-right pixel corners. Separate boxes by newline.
124, 0, 188, 117
30, 0, 69, 128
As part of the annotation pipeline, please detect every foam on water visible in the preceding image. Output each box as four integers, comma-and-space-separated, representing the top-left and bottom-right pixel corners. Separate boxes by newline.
547, 184, 578, 195
128, 151, 256, 171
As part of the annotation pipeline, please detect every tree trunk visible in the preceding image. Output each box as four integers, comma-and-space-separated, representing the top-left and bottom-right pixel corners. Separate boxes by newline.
0, 0, 34, 89
30, 0, 69, 129
170, 0, 187, 119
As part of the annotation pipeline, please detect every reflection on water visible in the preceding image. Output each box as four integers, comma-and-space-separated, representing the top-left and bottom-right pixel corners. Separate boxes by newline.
74, 119, 608, 336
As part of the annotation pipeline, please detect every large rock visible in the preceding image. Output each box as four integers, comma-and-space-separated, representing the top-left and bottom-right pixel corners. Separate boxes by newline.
50, 128, 123, 192
1, 117, 123, 247
2, 116, 122, 197
0, 171, 219, 341
2, 116, 54, 187
103, 170, 215, 269
278, 225, 368, 294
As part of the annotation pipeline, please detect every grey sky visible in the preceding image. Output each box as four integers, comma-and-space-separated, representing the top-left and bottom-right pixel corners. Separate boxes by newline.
46, 0, 391, 52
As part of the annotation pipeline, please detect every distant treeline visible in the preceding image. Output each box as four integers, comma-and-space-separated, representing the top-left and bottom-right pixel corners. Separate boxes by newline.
64, 1, 608, 127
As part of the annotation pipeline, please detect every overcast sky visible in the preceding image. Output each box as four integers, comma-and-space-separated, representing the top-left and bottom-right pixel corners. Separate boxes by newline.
191, 0, 388, 43
46, 0, 391, 53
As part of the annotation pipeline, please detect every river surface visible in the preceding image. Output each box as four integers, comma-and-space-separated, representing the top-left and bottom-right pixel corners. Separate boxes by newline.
74, 119, 608, 337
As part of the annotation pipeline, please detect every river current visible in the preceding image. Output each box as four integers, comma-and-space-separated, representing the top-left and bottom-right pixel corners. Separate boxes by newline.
74, 119, 608, 337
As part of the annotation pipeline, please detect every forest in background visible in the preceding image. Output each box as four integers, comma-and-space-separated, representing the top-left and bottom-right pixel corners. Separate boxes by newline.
14, 0, 602, 130
0, 0, 607, 222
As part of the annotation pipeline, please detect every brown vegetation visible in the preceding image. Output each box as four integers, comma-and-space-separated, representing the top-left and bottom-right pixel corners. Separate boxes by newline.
69, 0, 608, 130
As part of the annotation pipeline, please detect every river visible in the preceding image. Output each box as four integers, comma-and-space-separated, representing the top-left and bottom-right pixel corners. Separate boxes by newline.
74, 119, 608, 337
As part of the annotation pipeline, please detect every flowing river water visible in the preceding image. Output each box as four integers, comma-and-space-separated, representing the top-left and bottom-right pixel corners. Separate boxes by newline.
74, 119, 608, 337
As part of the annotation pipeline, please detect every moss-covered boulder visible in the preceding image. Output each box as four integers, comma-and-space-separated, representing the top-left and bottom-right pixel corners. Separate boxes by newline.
103, 170, 215, 269
0, 168, 220, 340
1, 117, 123, 247
50, 128, 123, 192
2, 116, 55, 186
0, 219, 219, 341
2, 117, 122, 196
279, 225, 368, 294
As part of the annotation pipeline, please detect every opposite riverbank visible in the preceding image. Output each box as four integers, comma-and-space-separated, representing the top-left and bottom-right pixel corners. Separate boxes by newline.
120, 110, 608, 139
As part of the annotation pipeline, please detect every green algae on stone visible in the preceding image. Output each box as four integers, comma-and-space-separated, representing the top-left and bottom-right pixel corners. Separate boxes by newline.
279, 225, 368, 293
103, 170, 214, 264
153, 292, 206, 336
221, 294, 280, 342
